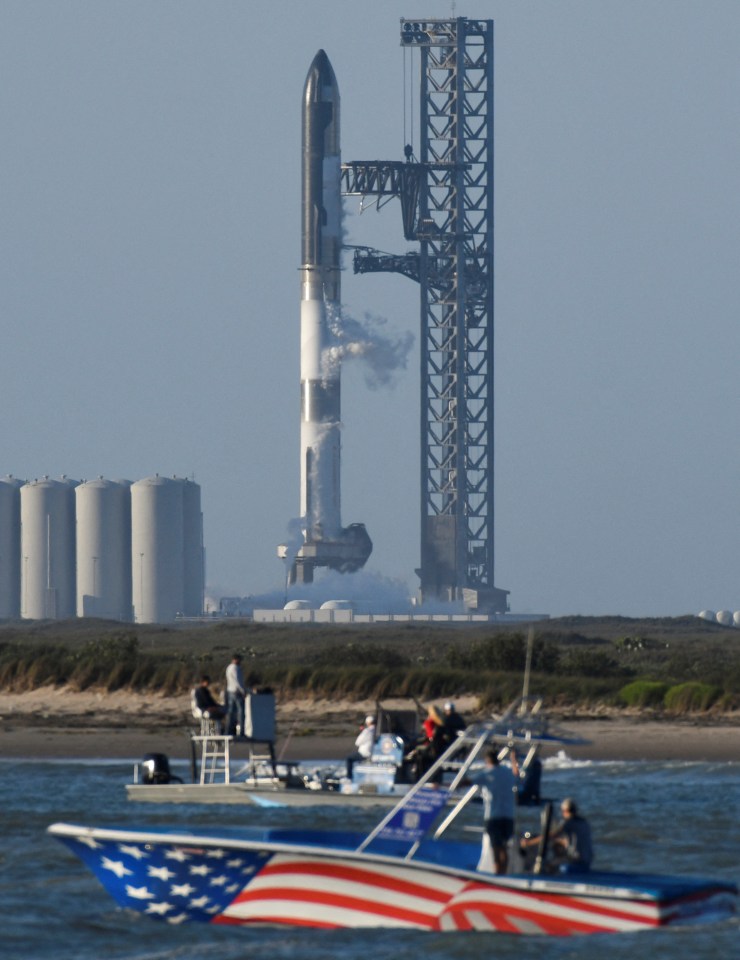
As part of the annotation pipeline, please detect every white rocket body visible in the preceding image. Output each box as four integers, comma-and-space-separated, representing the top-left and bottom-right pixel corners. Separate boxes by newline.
300, 50, 342, 541
280, 50, 371, 583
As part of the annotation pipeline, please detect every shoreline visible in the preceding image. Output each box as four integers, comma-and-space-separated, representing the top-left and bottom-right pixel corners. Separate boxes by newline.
1, 721, 738, 764
1, 688, 738, 762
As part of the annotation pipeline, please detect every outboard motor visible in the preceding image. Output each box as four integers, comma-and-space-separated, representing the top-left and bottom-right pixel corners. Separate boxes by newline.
141, 752, 176, 785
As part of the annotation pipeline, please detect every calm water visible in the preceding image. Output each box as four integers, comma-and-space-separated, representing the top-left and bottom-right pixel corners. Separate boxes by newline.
1, 754, 737, 959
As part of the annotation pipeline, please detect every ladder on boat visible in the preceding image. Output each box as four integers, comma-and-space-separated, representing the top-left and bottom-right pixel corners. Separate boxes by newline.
192, 725, 233, 784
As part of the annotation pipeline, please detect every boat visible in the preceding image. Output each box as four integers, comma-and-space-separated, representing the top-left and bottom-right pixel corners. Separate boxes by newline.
125, 695, 580, 808
49, 716, 736, 934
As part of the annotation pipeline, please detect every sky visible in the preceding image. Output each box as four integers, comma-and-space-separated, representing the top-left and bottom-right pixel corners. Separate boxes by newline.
1, 1, 738, 617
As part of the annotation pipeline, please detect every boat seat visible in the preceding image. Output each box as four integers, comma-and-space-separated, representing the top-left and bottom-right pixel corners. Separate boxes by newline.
190, 688, 220, 736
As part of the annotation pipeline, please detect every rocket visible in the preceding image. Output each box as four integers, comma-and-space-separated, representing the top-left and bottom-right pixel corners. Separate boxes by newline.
279, 50, 371, 584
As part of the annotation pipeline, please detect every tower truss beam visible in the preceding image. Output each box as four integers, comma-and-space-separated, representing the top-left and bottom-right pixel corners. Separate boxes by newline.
402, 17, 507, 612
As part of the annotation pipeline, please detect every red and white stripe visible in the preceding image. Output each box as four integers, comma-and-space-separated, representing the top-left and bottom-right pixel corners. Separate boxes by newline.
215, 852, 723, 934
438, 883, 662, 934
219, 853, 466, 928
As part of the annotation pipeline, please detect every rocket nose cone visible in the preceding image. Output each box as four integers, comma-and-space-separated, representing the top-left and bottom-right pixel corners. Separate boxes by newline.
304, 49, 338, 102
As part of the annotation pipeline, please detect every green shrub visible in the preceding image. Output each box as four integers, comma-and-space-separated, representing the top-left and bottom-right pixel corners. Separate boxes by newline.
446, 633, 559, 673
617, 680, 669, 708
663, 682, 719, 713
559, 649, 626, 678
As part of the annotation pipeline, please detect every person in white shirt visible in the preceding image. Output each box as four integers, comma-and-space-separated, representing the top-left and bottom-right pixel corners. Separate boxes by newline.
345, 714, 376, 778
468, 748, 519, 874
225, 654, 246, 736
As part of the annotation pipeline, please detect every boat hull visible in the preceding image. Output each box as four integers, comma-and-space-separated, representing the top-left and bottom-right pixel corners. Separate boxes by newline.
48, 823, 736, 935
125, 782, 410, 807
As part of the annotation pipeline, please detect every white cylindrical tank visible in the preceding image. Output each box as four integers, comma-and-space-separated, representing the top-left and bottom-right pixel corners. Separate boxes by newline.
0, 476, 24, 618
716, 610, 733, 626
178, 478, 204, 617
20, 478, 77, 619
131, 476, 184, 623
76, 478, 132, 621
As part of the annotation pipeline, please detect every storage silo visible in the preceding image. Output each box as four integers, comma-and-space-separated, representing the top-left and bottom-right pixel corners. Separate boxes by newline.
131, 476, 184, 623
0, 476, 24, 618
76, 478, 132, 621
179, 477, 204, 617
20, 477, 77, 619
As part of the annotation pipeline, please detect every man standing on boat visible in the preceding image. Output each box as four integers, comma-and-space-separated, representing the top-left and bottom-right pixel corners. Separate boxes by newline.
346, 714, 376, 779
468, 747, 520, 874
225, 654, 246, 737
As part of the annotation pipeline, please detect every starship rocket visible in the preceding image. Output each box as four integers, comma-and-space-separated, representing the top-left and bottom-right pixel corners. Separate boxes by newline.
279, 50, 371, 584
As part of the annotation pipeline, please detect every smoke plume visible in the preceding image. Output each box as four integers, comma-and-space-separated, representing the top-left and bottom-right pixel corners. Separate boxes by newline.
324, 305, 414, 389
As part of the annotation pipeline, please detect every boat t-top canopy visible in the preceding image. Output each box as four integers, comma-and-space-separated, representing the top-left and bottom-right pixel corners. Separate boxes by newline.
358, 696, 589, 859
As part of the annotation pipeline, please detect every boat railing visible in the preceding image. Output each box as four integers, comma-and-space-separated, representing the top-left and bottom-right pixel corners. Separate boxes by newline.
356, 726, 490, 856
356, 704, 589, 861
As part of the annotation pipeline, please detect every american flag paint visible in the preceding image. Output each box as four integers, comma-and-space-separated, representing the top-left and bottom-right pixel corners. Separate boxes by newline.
49, 824, 737, 935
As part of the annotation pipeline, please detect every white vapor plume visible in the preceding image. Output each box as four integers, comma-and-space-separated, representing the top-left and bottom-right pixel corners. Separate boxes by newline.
284, 569, 413, 614
280, 516, 305, 571
324, 305, 414, 389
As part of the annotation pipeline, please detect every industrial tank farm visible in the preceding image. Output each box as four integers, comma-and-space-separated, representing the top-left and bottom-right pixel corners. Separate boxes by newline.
0, 474, 204, 625
131, 476, 204, 623
21, 478, 77, 620
75, 479, 132, 621
0, 476, 23, 618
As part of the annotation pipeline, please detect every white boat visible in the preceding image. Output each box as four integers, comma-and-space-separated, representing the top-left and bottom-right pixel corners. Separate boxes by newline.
125, 696, 581, 808
49, 720, 737, 933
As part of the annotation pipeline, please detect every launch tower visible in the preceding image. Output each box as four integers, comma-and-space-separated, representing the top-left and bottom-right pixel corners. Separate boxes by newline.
343, 18, 508, 612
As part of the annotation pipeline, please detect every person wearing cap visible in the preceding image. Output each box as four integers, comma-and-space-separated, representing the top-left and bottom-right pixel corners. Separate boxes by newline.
467, 747, 520, 874
550, 798, 593, 873
346, 714, 376, 779
521, 797, 593, 873
442, 700, 466, 747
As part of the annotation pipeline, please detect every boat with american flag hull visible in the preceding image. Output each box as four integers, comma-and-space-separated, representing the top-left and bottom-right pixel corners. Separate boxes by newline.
48, 715, 736, 935
47, 818, 736, 934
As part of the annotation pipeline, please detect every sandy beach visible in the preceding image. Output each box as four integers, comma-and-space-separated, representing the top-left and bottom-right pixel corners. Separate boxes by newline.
0, 687, 738, 763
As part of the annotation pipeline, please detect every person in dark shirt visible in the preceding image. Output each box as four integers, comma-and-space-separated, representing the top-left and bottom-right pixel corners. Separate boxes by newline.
442, 700, 466, 746
193, 675, 226, 732
550, 798, 593, 873
523, 796, 593, 873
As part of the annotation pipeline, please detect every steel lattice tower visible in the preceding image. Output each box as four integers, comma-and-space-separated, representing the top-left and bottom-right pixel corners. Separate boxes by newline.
343, 17, 508, 612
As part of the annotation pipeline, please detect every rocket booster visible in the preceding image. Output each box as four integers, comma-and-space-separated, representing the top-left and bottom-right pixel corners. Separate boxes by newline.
300, 49, 342, 539
281, 50, 371, 584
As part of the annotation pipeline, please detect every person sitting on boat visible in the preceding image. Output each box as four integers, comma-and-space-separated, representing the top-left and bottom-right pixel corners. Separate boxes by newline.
346, 714, 376, 779
407, 705, 447, 782
550, 798, 593, 873
522, 797, 593, 873
193, 675, 226, 733
467, 747, 520, 875
442, 700, 466, 749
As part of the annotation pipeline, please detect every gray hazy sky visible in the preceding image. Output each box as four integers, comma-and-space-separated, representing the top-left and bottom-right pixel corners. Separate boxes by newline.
2, 1, 738, 616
